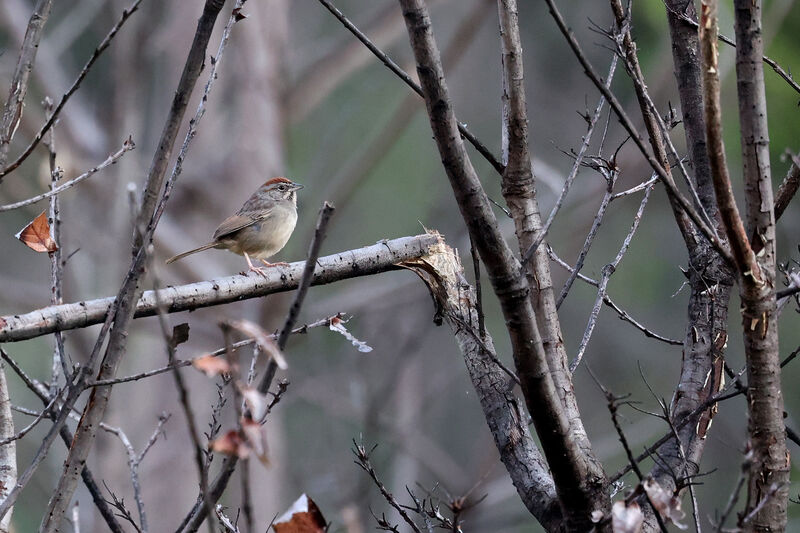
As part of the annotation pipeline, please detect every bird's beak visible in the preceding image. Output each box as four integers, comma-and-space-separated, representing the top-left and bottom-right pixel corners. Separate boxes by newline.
291, 182, 304, 191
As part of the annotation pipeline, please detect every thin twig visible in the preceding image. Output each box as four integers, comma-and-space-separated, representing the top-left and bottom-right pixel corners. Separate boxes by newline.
610, 362, 751, 483
151, 256, 215, 532
666, 4, 800, 96
151, 0, 249, 231
102, 414, 171, 533
0, 0, 143, 180
44, 96, 69, 393
570, 183, 654, 371
180, 202, 336, 532
556, 169, 615, 308
586, 367, 669, 532
90, 315, 340, 387
0, 351, 125, 532
0, 391, 60, 446
520, 54, 618, 267
0, 137, 135, 212
353, 440, 423, 533
0, 0, 54, 169
542, 0, 734, 266
548, 245, 683, 346
774, 153, 800, 221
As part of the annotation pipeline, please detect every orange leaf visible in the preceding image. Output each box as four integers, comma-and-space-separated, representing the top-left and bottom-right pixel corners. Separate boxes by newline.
273, 494, 326, 533
209, 430, 248, 458
16, 211, 57, 253
191, 355, 230, 377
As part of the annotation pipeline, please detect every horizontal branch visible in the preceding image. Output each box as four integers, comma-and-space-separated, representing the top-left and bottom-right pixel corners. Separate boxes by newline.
0, 233, 440, 343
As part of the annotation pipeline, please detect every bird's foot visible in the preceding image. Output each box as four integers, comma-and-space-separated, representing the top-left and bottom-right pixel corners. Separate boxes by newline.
260, 259, 290, 267
243, 253, 271, 278
247, 265, 270, 278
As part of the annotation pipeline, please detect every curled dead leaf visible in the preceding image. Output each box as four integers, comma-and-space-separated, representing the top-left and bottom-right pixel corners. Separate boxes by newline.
273, 494, 326, 533
170, 323, 190, 349
232, 7, 249, 21
209, 430, 248, 458
16, 211, 57, 253
192, 355, 230, 377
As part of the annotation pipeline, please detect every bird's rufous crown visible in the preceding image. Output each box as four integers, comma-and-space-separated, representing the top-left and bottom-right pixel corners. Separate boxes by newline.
263, 177, 294, 187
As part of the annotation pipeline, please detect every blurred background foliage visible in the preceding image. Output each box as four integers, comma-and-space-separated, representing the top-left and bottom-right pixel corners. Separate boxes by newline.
0, 0, 798, 531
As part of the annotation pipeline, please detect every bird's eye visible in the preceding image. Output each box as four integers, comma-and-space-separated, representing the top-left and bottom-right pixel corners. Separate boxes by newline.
278, 185, 286, 191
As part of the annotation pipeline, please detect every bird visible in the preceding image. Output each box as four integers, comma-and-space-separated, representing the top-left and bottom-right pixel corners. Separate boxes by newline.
166, 177, 303, 273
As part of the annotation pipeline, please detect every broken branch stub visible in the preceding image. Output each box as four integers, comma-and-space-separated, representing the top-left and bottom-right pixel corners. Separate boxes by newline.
399, 231, 561, 529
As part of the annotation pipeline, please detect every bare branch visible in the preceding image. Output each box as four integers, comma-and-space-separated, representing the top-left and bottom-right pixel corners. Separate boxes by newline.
39, 1, 227, 528
543, 0, 734, 266
398, 1, 608, 527
102, 413, 171, 532
666, 5, 800, 96
400, 235, 561, 528
91, 315, 339, 388
180, 202, 335, 531
699, 0, 759, 280
0, 137, 135, 212
0, 0, 53, 169
571, 182, 654, 371
0, 0, 142, 180
548, 246, 683, 345
730, 0, 787, 524
352, 440, 423, 533
0, 366, 16, 533
0, 233, 439, 343
519, 54, 618, 267
774, 153, 800, 221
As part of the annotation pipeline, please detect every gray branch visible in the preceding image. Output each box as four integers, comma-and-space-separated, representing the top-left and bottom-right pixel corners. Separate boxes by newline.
0, 234, 441, 343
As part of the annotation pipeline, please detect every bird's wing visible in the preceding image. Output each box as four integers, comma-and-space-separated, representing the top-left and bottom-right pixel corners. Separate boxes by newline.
212, 208, 272, 240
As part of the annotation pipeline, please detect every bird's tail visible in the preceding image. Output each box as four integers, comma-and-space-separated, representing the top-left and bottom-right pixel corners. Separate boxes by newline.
165, 242, 217, 264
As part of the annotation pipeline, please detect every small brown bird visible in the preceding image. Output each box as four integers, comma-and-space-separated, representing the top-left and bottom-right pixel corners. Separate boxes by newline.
166, 177, 303, 272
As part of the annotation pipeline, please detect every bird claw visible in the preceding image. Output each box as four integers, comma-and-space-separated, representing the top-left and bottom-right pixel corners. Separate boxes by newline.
261, 259, 289, 267
248, 265, 270, 279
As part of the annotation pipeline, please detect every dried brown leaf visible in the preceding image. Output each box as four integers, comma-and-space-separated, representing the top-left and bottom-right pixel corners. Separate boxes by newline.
232, 7, 248, 21
16, 211, 57, 253
209, 430, 248, 458
171, 323, 190, 348
192, 355, 230, 377
273, 494, 326, 533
